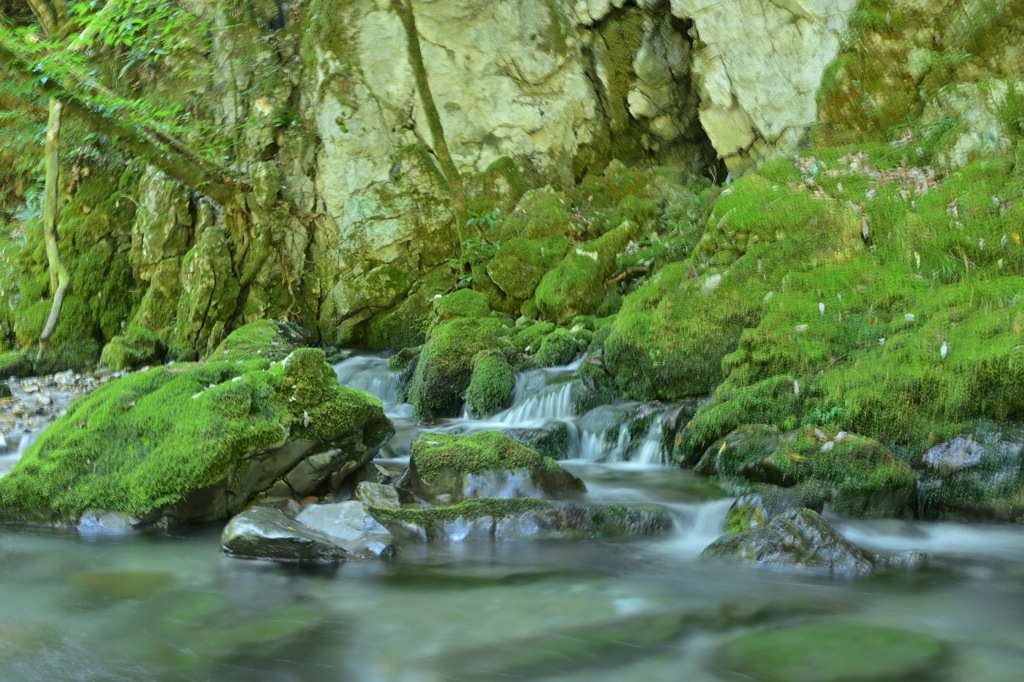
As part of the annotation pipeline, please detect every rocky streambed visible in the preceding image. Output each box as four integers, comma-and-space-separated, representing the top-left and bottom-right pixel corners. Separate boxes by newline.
3, 336, 1024, 680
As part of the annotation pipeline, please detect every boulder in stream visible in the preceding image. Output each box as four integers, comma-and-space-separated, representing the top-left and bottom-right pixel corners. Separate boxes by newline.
703, 508, 876, 577
369, 498, 672, 543
712, 621, 946, 682
296, 501, 394, 558
405, 430, 585, 504
221, 506, 350, 563
697, 425, 916, 518
0, 322, 394, 525
917, 420, 1024, 521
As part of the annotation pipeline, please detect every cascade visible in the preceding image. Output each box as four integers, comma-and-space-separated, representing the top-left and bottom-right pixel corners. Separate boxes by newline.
334, 354, 674, 464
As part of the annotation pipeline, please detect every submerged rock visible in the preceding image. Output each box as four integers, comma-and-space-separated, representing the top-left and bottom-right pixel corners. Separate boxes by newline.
369, 498, 672, 543
221, 506, 349, 563
0, 323, 394, 525
703, 509, 875, 577
405, 430, 585, 505
712, 622, 946, 682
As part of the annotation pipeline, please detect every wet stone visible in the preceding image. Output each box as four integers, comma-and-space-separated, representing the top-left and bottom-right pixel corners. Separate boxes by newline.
221, 506, 350, 563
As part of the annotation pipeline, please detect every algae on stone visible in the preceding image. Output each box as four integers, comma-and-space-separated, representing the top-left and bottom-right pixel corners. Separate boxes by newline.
0, 326, 392, 524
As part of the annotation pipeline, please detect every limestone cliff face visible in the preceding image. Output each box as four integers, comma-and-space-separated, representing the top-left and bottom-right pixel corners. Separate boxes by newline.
1, 0, 867, 361
200, 0, 857, 349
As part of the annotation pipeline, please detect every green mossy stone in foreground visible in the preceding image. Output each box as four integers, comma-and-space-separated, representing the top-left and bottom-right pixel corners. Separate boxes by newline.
714, 622, 946, 682
0, 343, 391, 524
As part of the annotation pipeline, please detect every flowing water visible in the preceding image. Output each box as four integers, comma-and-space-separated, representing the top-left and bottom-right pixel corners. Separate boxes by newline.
2, 357, 1024, 680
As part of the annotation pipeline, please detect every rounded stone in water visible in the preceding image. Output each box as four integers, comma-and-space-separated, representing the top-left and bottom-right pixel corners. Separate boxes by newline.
713, 621, 946, 682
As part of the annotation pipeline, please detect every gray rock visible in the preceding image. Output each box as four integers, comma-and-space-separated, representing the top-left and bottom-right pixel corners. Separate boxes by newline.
296, 501, 394, 558
53, 370, 77, 387
724, 483, 828, 533
702, 509, 875, 577
918, 420, 1024, 521
77, 509, 144, 534
353, 481, 401, 509
221, 506, 350, 563
369, 498, 673, 543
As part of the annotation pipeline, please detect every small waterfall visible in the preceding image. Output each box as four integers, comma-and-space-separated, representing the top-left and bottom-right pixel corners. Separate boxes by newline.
494, 382, 574, 426
333, 356, 400, 403
633, 414, 667, 465
331, 354, 684, 466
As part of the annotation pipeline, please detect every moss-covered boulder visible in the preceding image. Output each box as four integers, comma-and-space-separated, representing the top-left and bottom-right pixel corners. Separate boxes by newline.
465, 351, 516, 417
535, 219, 640, 324
0, 351, 32, 380
405, 431, 585, 505
533, 327, 579, 367
0, 329, 393, 524
605, 176, 864, 401
408, 291, 511, 417
702, 509, 876, 577
369, 498, 671, 543
100, 325, 165, 371
723, 483, 828, 535
696, 425, 916, 518
712, 621, 946, 682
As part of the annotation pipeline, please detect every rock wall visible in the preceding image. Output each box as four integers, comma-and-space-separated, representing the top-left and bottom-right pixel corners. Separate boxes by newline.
2, 0, 865, 362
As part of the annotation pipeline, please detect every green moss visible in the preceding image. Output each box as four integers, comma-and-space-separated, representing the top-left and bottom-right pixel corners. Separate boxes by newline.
0, 351, 31, 379
487, 236, 569, 302
535, 219, 639, 323
497, 187, 572, 242
714, 622, 945, 682
208, 320, 311, 363
533, 328, 578, 367
410, 315, 510, 417
466, 351, 516, 417
411, 430, 568, 478
100, 325, 165, 371
513, 321, 556, 354
0, 330, 389, 521
605, 176, 865, 401
429, 289, 490, 329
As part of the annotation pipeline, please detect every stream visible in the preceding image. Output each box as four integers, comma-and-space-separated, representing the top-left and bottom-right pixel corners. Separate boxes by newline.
2, 356, 1024, 680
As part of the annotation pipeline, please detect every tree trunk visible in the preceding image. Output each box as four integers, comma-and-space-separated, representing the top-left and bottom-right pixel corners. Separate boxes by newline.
37, 96, 70, 361
390, 0, 469, 245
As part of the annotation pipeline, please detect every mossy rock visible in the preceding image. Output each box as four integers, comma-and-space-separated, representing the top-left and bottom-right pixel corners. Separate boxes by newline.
698, 425, 916, 518
208, 319, 311, 363
713, 621, 946, 682
495, 187, 572, 242
466, 351, 516, 417
406, 430, 585, 504
100, 325, 165, 371
409, 294, 511, 417
512, 320, 555, 354
703, 509, 876, 576
533, 327, 578, 367
366, 265, 455, 349
0, 340, 392, 524
0, 351, 32, 379
535, 219, 638, 323
487, 235, 569, 302
429, 289, 491, 329
605, 176, 863, 401
369, 497, 671, 543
